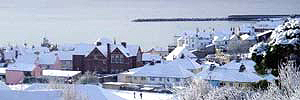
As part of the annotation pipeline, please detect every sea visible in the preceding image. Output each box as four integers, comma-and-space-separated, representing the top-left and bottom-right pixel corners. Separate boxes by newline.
0, 0, 300, 50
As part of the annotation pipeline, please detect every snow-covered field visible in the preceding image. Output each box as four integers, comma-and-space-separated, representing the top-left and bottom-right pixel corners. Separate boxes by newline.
104, 89, 174, 100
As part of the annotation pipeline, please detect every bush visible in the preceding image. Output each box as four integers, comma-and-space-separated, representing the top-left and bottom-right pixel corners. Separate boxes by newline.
77, 71, 99, 85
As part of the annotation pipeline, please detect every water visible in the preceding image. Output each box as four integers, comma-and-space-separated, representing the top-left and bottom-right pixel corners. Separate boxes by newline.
0, 0, 299, 49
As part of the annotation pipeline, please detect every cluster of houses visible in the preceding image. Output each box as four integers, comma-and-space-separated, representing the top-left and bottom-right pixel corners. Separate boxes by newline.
0, 19, 285, 92
0, 37, 145, 84
103, 19, 284, 90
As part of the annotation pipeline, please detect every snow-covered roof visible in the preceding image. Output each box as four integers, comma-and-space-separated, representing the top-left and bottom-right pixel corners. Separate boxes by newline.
43, 70, 81, 77
171, 58, 202, 70
72, 43, 95, 55
38, 53, 57, 65
256, 30, 273, 37
219, 60, 256, 73
142, 53, 161, 61
263, 74, 278, 82
240, 34, 256, 40
7, 63, 36, 71
3, 50, 15, 60
0, 89, 63, 100
132, 63, 195, 78
166, 47, 196, 61
111, 44, 132, 57
7, 54, 37, 71
230, 34, 239, 40
85, 43, 139, 58
26, 84, 125, 100
53, 51, 73, 61
197, 67, 263, 82
0, 68, 7, 74
126, 45, 139, 56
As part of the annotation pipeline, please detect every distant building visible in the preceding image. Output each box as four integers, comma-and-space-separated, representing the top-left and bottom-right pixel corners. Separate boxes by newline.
142, 53, 162, 65
144, 47, 169, 57
165, 46, 197, 61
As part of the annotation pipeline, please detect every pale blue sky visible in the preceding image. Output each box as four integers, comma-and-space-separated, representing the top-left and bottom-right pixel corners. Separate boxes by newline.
0, 0, 299, 49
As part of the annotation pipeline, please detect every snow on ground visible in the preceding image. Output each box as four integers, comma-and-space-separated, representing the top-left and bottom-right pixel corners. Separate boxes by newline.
8, 84, 32, 90
104, 89, 173, 100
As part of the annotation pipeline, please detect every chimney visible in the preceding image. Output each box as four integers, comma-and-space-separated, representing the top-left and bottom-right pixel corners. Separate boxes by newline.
96, 42, 102, 46
107, 43, 111, 73
239, 64, 246, 72
121, 42, 127, 48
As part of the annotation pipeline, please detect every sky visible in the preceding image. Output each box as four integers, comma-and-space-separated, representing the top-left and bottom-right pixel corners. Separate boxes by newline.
0, 0, 300, 49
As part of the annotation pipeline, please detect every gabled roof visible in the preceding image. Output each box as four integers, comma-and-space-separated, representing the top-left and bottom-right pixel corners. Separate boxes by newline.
126, 45, 139, 56
111, 44, 132, 57
7, 54, 37, 71
171, 58, 201, 70
197, 67, 263, 82
219, 60, 256, 73
132, 63, 195, 78
166, 47, 196, 61
256, 30, 273, 37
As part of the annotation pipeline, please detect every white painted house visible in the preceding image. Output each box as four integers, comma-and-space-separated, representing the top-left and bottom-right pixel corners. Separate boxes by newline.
197, 60, 263, 88
118, 62, 195, 87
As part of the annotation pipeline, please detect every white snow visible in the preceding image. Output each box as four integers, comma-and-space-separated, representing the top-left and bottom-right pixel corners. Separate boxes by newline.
131, 62, 195, 78
105, 89, 173, 100
0, 68, 7, 74
42, 70, 81, 77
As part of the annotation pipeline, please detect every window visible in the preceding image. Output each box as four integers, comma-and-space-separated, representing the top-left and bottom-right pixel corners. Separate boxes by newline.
24, 71, 31, 77
134, 77, 137, 80
175, 78, 180, 82
126, 76, 132, 79
230, 82, 234, 87
239, 83, 242, 87
167, 78, 170, 82
141, 77, 146, 80
159, 77, 163, 82
111, 54, 124, 64
150, 77, 155, 81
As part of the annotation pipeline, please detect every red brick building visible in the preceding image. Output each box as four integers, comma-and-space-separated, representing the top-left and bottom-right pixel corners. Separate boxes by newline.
73, 39, 143, 74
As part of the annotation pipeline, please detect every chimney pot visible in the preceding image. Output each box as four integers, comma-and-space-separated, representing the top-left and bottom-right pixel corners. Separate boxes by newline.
121, 42, 127, 48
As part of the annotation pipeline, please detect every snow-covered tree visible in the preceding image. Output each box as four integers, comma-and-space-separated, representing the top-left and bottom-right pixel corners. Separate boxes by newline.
250, 18, 300, 75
